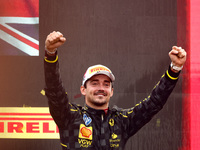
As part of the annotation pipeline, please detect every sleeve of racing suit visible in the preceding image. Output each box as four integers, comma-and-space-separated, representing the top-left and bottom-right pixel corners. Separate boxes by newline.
124, 66, 180, 138
44, 52, 71, 129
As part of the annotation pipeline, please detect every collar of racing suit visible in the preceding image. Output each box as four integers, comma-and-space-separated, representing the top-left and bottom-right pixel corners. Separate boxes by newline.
83, 104, 109, 116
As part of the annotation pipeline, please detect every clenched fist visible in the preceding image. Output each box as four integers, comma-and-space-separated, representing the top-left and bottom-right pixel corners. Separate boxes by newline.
45, 31, 66, 55
169, 46, 187, 72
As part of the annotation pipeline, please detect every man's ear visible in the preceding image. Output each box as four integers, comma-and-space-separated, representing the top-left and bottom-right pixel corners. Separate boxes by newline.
110, 88, 114, 97
80, 85, 86, 96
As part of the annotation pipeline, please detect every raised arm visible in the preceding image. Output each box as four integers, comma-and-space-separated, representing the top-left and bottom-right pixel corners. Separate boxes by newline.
122, 46, 187, 137
44, 31, 70, 128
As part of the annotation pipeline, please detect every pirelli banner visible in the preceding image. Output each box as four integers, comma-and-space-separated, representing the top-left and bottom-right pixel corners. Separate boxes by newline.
0, 107, 59, 139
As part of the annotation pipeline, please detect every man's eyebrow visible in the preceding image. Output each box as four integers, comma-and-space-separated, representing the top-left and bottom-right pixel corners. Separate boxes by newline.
90, 79, 99, 82
104, 80, 111, 83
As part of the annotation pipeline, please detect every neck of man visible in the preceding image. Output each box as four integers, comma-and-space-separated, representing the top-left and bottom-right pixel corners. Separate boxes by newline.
85, 102, 109, 110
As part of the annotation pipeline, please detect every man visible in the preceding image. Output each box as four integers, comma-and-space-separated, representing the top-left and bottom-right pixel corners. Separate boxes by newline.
44, 31, 186, 150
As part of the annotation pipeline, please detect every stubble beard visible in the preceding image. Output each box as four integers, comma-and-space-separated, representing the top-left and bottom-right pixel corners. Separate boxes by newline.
92, 97, 107, 106
87, 94, 108, 107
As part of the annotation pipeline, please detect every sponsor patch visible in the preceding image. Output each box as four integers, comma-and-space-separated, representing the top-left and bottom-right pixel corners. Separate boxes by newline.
110, 133, 120, 148
112, 133, 118, 139
83, 114, 92, 126
89, 66, 111, 74
109, 118, 114, 126
79, 124, 93, 140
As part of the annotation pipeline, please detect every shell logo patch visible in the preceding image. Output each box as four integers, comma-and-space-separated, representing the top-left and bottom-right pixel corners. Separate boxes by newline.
79, 124, 93, 140
81, 127, 92, 138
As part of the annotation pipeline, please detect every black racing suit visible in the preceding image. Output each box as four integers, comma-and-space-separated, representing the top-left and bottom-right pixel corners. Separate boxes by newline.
44, 53, 180, 150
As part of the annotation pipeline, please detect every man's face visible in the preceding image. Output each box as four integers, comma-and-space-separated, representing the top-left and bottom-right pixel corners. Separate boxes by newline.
80, 74, 114, 110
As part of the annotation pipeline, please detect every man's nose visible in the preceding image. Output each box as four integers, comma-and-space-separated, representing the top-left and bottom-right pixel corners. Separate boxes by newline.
98, 83, 105, 90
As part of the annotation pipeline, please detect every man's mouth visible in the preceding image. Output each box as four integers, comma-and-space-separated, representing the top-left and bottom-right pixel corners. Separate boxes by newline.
94, 91, 107, 96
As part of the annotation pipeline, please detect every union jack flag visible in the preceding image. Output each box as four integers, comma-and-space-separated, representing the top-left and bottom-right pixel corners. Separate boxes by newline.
0, 0, 39, 56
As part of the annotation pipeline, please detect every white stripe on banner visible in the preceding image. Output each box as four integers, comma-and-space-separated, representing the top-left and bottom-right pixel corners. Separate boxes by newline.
0, 30, 39, 56
0, 17, 39, 24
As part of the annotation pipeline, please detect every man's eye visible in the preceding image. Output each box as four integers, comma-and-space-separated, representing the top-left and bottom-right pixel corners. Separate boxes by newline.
92, 82, 98, 85
104, 83, 110, 87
